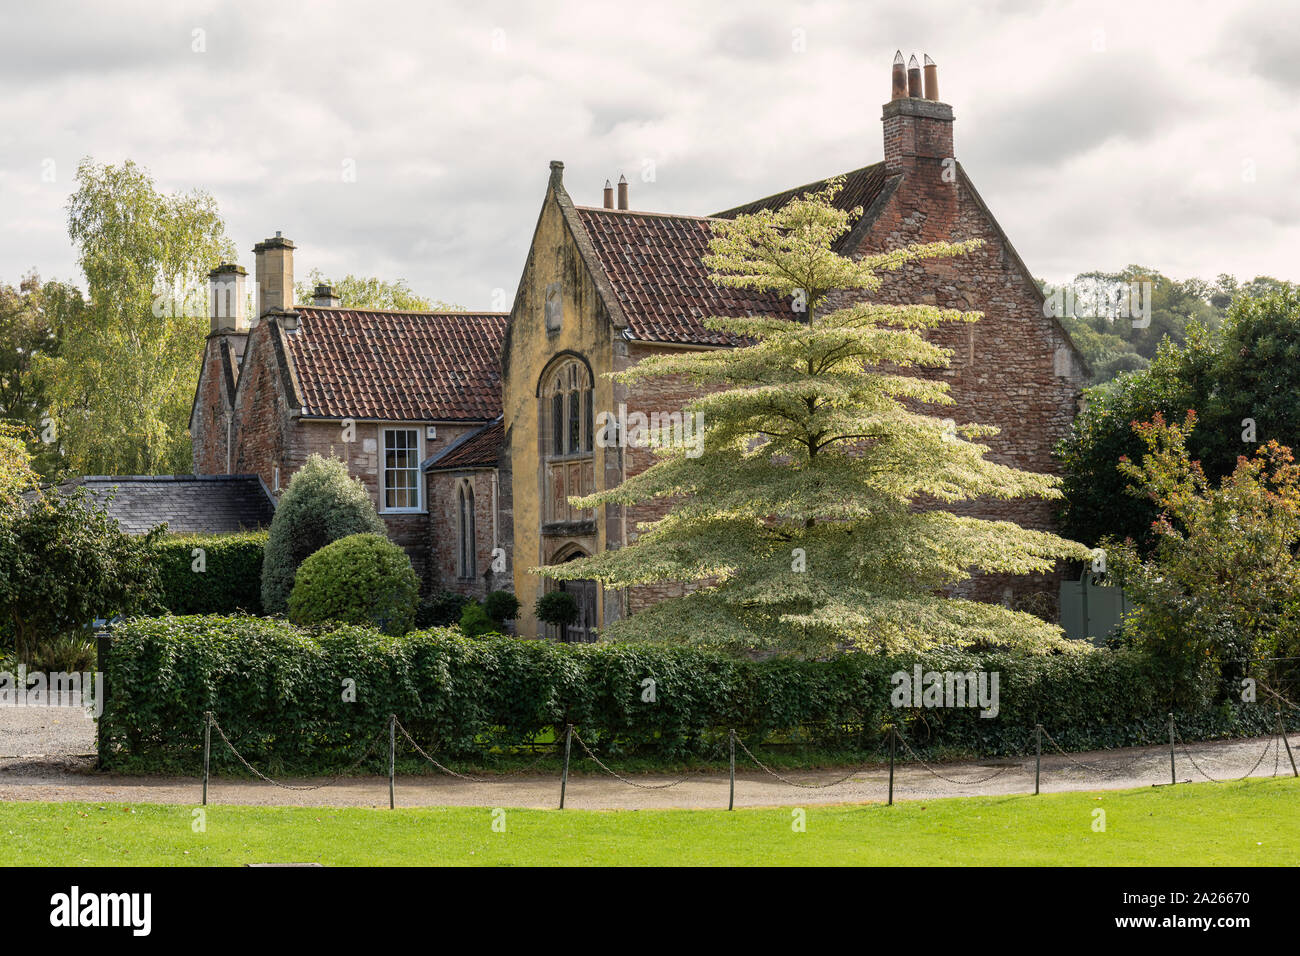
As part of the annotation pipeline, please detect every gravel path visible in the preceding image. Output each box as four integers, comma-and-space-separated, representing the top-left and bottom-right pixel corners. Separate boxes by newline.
0, 706, 1295, 809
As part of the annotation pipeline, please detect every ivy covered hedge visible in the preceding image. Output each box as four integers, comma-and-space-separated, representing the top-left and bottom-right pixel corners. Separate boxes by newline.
98, 615, 1284, 774
152, 533, 266, 615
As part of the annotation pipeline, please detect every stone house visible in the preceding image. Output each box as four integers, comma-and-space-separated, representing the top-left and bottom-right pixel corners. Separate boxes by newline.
190, 242, 508, 590
190, 53, 1086, 640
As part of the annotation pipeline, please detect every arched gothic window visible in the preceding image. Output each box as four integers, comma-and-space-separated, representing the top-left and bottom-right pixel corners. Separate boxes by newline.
456, 480, 476, 579
539, 357, 595, 523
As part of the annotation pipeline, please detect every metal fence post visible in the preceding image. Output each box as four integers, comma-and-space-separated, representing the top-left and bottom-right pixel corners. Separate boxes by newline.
559, 724, 573, 810
202, 711, 212, 807
389, 714, 396, 809
1168, 713, 1177, 785
887, 725, 896, 806
1278, 707, 1298, 779
728, 729, 735, 811
94, 624, 111, 768
1034, 725, 1042, 796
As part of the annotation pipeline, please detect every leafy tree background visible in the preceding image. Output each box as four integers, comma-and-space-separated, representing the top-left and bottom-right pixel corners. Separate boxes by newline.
0, 430, 159, 662
1057, 286, 1300, 549
1042, 265, 1295, 386
0, 272, 85, 479
294, 269, 461, 312
1106, 412, 1300, 704
33, 158, 236, 476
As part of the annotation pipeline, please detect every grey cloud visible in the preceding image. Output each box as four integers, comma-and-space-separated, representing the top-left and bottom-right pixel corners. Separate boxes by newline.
711, 18, 790, 60
968, 60, 1192, 170
2, 0, 1299, 311
1217, 8, 1300, 90
0, 6, 255, 78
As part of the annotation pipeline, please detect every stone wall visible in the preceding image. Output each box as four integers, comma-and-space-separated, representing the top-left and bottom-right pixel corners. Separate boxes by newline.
847, 103, 1088, 606
191, 334, 240, 474
500, 169, 618, 637
426, 468, 504, 599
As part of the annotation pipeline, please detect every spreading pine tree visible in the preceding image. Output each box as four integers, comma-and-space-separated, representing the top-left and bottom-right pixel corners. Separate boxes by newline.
541, 180, 1090, 656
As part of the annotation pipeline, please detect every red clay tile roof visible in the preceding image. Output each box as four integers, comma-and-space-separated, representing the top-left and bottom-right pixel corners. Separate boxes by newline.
572, 163, 889, 347
712, 162, 890, 253
574, 208, 797, 346
286, 308, 506, 421
424, 418, 503, 471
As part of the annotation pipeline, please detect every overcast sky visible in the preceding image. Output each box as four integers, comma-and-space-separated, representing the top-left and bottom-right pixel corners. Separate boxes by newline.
2, 0, 1297, 309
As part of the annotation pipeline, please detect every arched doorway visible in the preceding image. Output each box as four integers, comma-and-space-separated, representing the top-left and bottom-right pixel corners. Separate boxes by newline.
550, 548, 598, 643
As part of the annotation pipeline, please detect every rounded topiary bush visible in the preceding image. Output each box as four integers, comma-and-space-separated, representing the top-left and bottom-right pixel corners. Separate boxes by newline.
416, 590, 471, 627
483, 590, 520, 624
261, 454, 387, 614
458, 601, 500, 638
535, 590, 578, 627
287, 533, 419, 635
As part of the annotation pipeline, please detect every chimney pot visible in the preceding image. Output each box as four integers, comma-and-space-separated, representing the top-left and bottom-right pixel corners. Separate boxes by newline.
603, 179, 615, 209
891, 50, 907, 100
881, 52, 955, 177
923, 54, 939, 101
617, 173, 629, 210
907, 54, 922, 97
313, 283, 340, 308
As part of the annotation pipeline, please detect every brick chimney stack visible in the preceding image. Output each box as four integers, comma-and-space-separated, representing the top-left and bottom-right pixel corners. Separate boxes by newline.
617, 174, 629, 210
882, 52, 954, 178
253, 232, 295, 316
603, 179, 615, 209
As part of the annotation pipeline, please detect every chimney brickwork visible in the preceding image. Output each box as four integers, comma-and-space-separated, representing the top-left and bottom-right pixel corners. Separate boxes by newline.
842, 51, 1088, 608
253, 233, 295, 315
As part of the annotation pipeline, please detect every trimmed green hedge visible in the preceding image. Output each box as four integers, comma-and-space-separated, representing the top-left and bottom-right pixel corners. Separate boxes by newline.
98, 613, 1289, 780
152, 533, 266, 615
97, 615, 1285, 774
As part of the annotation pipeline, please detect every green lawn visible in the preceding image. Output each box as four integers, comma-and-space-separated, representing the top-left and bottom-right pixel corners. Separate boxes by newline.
4, 778, 1296, 866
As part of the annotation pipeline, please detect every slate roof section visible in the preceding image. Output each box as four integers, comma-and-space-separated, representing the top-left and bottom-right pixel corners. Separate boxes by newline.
711, 162, 891, 253
423, 418, 504, 471
574, 208, 797, 346
58, 475, 276, 535
285, 308, 507, 421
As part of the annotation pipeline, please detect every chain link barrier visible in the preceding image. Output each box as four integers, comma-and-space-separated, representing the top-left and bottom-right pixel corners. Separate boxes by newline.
732, 734, 874, 790
1039, 726, 1156, 776
892, 726, 1024, 786
570, 728, 706, 790
200, 710, 1299, 804
208, 714, 386, 792
1171, 721, 1279, 784
393, 717, 491, 782
392, 718, 558, 781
